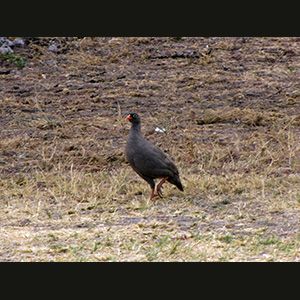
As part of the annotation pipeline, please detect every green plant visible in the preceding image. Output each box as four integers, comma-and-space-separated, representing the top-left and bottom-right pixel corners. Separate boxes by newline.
3, 52, 26, 69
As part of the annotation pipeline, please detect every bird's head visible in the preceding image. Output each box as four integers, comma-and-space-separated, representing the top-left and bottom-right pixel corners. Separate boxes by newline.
126, 112, 141, 124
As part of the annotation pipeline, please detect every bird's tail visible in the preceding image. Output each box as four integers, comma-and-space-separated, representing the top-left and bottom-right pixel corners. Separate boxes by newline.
168, 175, 184, 192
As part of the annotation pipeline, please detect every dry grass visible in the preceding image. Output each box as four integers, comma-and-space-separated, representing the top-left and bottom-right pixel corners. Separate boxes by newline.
1, 37, 300, 261
1, 115, 300, 261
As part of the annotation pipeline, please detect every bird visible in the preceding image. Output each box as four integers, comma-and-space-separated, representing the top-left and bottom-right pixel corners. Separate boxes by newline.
125, 112, 184, 201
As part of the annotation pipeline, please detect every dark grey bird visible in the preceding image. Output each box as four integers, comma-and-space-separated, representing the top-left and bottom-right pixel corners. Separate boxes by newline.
125, 112, 184, 201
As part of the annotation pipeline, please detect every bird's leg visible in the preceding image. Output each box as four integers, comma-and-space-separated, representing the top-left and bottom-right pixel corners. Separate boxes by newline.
149, 188, 159, 201
156, 177, 169, 198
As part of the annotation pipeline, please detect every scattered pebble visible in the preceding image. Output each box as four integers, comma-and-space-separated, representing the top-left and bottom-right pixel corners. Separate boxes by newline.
0, 37, 13, 47
0, 37, 25, 55
12, 38, 24, 46
48, 45, 58, 52
0, 44, 13, 55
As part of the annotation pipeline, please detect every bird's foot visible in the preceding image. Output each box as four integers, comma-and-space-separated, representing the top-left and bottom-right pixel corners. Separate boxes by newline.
156, 177, 169, 198
157, 186, 163, 198
149, 188, 159, 201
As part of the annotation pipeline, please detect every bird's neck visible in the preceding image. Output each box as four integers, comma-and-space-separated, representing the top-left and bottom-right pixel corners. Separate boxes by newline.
130, 122, 142, 135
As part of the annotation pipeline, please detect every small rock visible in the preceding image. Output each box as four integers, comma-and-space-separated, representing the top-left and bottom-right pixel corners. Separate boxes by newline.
0, 37, 13, 47
0, 44, 13, 55
12, 38, 24, 46
48, 45, 58, 52
0, 37, 6, 46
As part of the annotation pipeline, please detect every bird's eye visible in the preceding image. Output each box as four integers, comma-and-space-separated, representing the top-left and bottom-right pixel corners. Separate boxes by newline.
132, 114, 137, 118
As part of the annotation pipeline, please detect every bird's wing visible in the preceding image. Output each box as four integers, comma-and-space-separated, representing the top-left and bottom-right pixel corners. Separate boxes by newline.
131, 139, 179, 178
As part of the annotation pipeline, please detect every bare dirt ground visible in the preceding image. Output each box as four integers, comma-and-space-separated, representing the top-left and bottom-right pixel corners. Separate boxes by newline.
1, 37, 300, 261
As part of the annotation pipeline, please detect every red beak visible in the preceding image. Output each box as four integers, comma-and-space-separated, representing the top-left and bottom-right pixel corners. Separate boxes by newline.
126, 115, 132, 120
